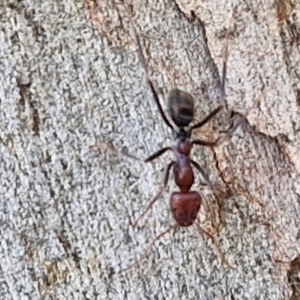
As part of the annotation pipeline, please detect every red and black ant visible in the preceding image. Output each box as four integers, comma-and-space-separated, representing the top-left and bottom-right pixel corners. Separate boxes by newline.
91, 4, 258, 272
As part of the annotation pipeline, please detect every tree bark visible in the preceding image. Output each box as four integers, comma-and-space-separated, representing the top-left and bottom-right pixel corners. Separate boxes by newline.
1, 0, 300, 299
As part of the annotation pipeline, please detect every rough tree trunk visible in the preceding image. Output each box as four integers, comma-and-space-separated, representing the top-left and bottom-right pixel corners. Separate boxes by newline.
1, 0, 300, 299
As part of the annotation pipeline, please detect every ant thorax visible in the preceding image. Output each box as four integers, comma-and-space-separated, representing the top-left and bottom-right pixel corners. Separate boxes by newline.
173, 127, 191, 140
174, 130, 192, 155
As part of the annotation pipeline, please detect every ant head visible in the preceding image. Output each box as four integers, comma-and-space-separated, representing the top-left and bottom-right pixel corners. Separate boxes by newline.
168, 88, 194, 128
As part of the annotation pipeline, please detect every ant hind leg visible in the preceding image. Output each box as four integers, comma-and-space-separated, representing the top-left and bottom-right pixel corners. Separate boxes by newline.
131, 161, 175, 227
119, 224, 177, 273
194, 221, 235, 269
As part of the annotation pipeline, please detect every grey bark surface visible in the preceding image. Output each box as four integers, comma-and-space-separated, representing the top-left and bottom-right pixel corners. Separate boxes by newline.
1, 0, 300, 299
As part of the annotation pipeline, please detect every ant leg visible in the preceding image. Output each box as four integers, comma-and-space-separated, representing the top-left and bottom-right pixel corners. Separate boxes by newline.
194, 221, 235, 269
191, 160, 212, 186
192, 160, 224, 230
119, 224, 178, 273
131, 161, 175, 227
217, 86, 271, 145
123, 1, 175, 131
90, 143, 172, 163
191, 88, 270, 148
217, 116, 245, 144
190, 105, 223, 132
192, 139, 219, 147
144, 147, 172, 163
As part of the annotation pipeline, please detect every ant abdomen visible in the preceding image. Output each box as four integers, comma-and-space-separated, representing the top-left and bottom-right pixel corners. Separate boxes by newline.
168, 88, 195, 128
170, 191, 201, 227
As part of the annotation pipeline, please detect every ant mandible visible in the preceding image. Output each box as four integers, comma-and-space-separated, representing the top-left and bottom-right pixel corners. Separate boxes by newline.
92, 3, 242, 272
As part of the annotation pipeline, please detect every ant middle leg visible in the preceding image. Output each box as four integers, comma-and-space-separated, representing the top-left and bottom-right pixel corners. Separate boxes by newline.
191, 139, 219, 147
192, 159, 224, 230
131, 161, 175, 227
191, 160, 212, 186
90, 143, 171, 163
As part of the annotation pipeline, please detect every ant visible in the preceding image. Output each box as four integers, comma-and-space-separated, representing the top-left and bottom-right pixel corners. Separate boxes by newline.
91, 4, 252, 272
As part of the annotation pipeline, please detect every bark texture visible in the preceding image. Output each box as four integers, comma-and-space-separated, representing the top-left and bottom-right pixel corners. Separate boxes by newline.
1, 0, 300, 299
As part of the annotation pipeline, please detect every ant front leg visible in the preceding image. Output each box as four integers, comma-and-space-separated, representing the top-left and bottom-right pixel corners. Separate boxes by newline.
189, 105, 223, 133
131, 161, 175, 227
217, 84, 272, 146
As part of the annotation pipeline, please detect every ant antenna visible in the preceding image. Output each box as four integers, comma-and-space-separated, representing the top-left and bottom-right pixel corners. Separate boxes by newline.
122, 0, 175, 131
